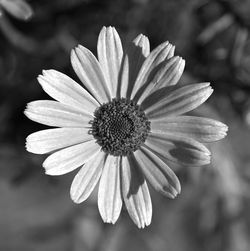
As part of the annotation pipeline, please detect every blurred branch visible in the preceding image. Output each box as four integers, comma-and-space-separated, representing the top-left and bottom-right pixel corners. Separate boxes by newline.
231, 27, 248, 66
0, 13, 38, 53
216, 0, 250, 30
198, 14, 234, 44
0, 0, 33, 21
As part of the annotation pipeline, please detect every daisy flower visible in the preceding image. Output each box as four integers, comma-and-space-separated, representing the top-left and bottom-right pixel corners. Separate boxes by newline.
25, 26, 228, 228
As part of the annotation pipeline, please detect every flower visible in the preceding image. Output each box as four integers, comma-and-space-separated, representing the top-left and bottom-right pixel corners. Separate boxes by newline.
24, 26, 228, 228
0, 0, 33, 21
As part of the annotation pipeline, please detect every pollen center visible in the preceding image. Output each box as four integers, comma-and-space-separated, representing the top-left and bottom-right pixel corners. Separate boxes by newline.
92, 98, 150, 156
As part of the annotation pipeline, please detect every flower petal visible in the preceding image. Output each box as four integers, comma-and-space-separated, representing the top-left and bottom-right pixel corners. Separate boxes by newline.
121, 156, 152, 228
129, 34, 150, 82
26, 128, 93, 154
145, 132, 211, 166
119, 34, 150, 98
137, 56, 185, 105
97, 26, 123, 98
38, 70, 98, 114
130, 41, 175, 101
71, 45, 111, 103
24, 100, 92, 127
151, 116, 228, 143
70, 151, 106, 203
134, 147, 181, 198
43, 140, 100, 176
144, 83, 213, 119
1, 0, 33, 20
98, 155, 122, 224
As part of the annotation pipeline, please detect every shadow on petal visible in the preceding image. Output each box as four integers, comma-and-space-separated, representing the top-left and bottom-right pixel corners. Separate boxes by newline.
126, 155, 145, 197
141, 85, 178, 110
117, 39, 148, 99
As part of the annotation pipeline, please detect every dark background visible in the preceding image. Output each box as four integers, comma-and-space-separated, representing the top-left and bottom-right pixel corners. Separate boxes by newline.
0, 0, 250, 250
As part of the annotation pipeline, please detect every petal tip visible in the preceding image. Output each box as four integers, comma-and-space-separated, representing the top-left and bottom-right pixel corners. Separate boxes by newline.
44, 169, 56, 176
203, 85, 213, 100
202, 144, 211, 157
42, 69, 55, 77
71, 195, 82, 204
105, 26, 117, 34
137, 33, 144, 39
103, 217, 117, 225
134, 33, 147, 44
136, 219, 150, 229
176, 180, 181, 194
223, 125, 229, 136
25, 140, 31, 152
23, 107, 28, 116
169, 45, 175, 55
163, 40, 170, 46
41, 70, 47, 75
166, 184, 181, 198
219, 122, 229, 136
70, 188, 80, 203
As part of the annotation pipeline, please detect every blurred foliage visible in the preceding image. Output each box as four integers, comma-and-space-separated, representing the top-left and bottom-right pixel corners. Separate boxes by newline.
0, 0, 250, 251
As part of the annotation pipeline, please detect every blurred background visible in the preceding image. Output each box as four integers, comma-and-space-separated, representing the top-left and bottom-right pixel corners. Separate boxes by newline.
0, 0, 250, 250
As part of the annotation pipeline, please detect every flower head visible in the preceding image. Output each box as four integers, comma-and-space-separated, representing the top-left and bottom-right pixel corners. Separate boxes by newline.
25, 26, 228, 228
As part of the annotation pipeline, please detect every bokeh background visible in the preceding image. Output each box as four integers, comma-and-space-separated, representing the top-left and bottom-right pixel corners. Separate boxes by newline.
1, 0, 250, 250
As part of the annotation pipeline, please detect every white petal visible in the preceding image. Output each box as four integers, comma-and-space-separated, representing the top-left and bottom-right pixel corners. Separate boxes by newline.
130, 41, 175, 101
121, 156, 152, 228
153, 57, 185, 89
137, 56, 185, 105
70, 151, 106, 203
26, 128, 93, 154
38, 70, 98, 114
119, 34, 150, 98
133, 34, 150, 57
97, 26, 123, 98
71, 45, 111, 103
151, 116, 228, 143
24, 100, 92, 127
43, 140, 100, 175
144, 83, 213, 119
134, 147, 181, 198
98, 155, 122, 224
145, 132, 211, 166
118, 54, 129, 99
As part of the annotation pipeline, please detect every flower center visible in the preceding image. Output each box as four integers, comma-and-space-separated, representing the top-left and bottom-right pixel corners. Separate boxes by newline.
92, 98, 150, 156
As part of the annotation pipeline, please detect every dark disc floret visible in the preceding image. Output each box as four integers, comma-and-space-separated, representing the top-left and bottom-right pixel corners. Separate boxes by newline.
91, 98, 151, 156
